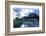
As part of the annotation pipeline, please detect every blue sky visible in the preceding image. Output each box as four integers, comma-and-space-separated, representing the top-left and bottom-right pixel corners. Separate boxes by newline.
13, 8, 39, 19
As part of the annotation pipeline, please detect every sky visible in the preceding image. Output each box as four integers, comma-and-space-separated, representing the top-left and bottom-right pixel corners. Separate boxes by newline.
13, 8, 39, 19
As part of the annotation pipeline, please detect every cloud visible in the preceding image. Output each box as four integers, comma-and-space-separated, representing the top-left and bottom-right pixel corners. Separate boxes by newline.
13, 8, 39, 19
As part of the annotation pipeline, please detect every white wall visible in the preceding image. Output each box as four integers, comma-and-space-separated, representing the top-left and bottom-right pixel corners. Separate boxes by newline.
0, 0, 5, 36
0, 0, 46, 36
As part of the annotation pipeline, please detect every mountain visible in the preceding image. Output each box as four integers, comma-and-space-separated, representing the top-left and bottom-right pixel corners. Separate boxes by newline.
23, 13, 39, 19
13, 13, 39, 28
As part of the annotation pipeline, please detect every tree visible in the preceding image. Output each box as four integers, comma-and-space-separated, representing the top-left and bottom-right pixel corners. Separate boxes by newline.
13, 17, 23, 28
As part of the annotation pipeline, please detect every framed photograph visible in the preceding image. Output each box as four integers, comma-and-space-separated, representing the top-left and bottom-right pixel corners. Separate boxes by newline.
5, 1, 45, 36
